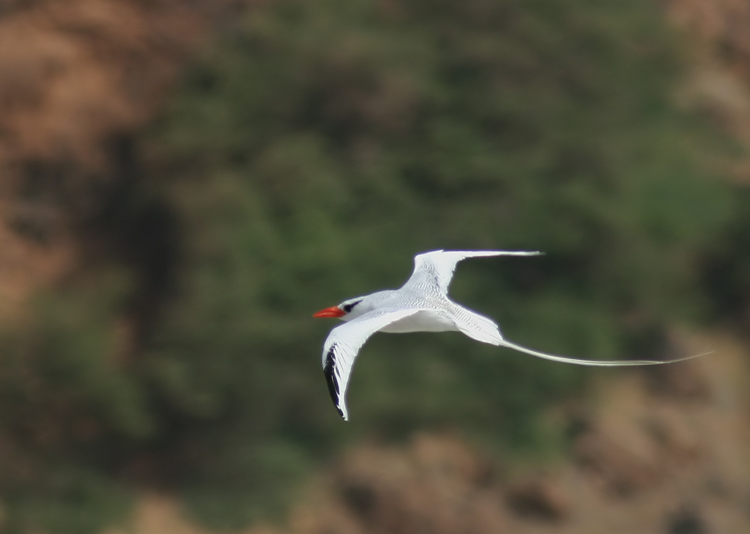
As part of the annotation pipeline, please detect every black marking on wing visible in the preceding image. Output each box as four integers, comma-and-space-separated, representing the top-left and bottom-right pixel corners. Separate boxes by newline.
418, 263, 442, 293
323, 344, 345, 418
429, 269, 441, 290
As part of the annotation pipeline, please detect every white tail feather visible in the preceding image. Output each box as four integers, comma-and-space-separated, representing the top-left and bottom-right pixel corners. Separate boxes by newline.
454, 309, 712, 367
497, 338, 712, 367
455, 312, 504, 345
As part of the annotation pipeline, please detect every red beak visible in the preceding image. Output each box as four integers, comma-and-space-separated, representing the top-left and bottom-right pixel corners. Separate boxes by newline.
313, 305, 346, 318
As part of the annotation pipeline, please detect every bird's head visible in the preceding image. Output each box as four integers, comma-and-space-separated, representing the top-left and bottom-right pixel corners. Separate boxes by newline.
313, 296, 368, 322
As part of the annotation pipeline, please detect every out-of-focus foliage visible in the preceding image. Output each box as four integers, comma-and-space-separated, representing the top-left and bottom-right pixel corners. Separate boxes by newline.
702, 186, 750, 327
0, 0, 743, 531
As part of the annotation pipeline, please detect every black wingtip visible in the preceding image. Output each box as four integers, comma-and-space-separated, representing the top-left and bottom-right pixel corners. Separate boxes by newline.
323, 344, 347, 420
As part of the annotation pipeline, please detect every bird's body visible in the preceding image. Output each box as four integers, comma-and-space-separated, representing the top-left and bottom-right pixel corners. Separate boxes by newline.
313, 250, 708, 421
344, 290, 462, 333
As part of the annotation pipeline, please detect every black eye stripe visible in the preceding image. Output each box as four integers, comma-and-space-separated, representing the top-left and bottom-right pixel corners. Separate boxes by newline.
342, 299, 363, 313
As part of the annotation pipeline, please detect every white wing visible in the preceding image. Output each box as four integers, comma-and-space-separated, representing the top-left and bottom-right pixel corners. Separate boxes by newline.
403, 249, 542, 295
322, 308, 422, 421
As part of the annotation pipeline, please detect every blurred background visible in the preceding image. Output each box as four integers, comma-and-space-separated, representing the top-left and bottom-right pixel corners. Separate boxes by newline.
1, 0, 750, 533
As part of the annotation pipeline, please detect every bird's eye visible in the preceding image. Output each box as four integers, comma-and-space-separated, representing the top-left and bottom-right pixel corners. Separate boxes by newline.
342, 300, 362, 313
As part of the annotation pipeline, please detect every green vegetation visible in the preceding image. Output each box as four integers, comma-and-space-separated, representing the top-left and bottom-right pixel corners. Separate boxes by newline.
0, 0, 745, 531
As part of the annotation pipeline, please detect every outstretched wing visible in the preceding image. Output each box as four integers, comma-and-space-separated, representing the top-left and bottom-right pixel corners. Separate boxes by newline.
402, 250, 542, 295
322, 308, 422, 421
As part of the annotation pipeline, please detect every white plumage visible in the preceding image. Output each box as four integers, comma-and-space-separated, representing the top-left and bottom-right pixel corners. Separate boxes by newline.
313, 250, 708, 421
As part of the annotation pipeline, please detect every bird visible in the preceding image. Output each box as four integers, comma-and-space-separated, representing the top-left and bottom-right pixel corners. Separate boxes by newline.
313, 250, 709, 421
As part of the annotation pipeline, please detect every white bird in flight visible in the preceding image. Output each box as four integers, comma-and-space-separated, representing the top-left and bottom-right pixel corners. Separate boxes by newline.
313, 250, 708, 421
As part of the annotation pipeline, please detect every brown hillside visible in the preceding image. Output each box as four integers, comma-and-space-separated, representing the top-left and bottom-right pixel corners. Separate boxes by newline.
0, 1, 749, 533
668, 0, 750, 181
0, 0, 233, 320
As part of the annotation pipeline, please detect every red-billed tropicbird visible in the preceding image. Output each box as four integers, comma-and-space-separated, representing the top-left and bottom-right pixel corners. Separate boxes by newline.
313, 250, 708, 420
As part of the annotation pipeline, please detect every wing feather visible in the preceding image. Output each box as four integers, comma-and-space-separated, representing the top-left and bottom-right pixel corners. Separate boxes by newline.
403, 250, 542, 295
322, 308, 422, 420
